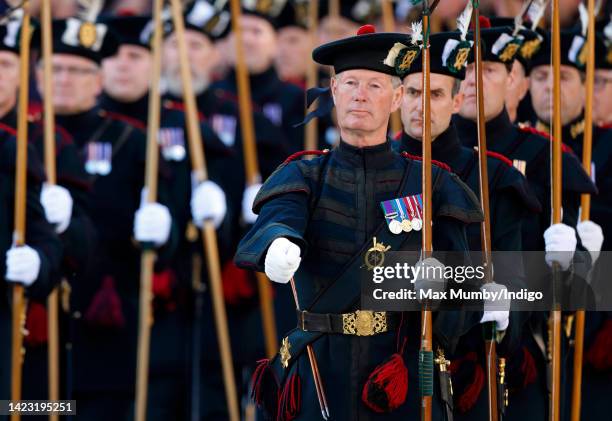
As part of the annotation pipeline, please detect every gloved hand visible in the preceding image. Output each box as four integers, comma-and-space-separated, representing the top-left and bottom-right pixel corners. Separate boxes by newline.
264, 237, 301, 284
134, 202, 172, 246
544, 223, 577, 271
191, 181, 227, 229
40, 183, 73, 234
480, 283, 510, 331
242, 183, 262, 224
413, 257, 446, 302
5, 245, 41, 286
576, 220, 604, 265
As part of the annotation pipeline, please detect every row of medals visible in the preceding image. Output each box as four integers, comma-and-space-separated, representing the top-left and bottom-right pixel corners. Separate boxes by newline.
388, 217, 422, 234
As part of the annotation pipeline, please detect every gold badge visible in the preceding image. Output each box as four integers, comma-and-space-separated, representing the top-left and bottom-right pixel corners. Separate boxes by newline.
364, 237, 391, 270
398, 49, 418, 71
280, 337, 291, 368
203, 14, 221, 34
607, 47, 612, 65
570, 119, 585, 139
256, 0, 273, 14
499, 42, 520, 63
577, 44, 588, 68
78, 21, 97, 48
520, 38, 542, 60
453, 47, 470, 71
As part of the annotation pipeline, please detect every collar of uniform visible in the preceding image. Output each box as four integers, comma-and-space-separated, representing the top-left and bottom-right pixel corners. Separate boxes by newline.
56, 107, 102, 147
226, 66, 280, 96
98, 92, 149, 122
454, 108, 514, 148
564, 115, 585, 141
400, 124, 463, 166
0, 107, 17, 128
336, 138, 394, 170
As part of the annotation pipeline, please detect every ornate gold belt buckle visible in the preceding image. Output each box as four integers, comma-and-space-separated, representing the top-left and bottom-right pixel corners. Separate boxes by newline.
342, 310, 387, 336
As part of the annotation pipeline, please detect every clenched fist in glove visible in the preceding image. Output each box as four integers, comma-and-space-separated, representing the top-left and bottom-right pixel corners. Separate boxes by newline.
480, 283, 510, 331
5, 245, 41, 286
577, 220, 604, 265
191, 181, 227, 229
41, 184, 73, 234
544, 223, 577, 271
264, 237, 301, 284
242, 183, 262, 225
134, 202, 172, 246
413, 257, 447, 303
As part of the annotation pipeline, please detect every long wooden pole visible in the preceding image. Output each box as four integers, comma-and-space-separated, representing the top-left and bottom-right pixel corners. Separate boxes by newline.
40, 1, 60, 418
134, 0, 163, 419
550, 0, 563, 419
420, 8, 433, 421
228, 0, 279, 359
304, 0, 319, 151
570, 0, 596, 419
11, 5, 31, 420
472, 5, 499, 420
169, 1, 240, 419
381, 0, 402, 136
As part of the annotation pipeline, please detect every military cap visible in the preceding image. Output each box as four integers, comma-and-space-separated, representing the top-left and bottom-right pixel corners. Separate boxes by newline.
277, 0, 309, 30
489, 17, 544, 71
313, 24, 412, 77
528, 29, 588, 73
404, 31, 472, 80
99, 13, 153, 50
318, 0, 380, 25
235, 0, 288, 28
466, 16, 524, 65
595, 17, 612, 70
164, 0, 231, 41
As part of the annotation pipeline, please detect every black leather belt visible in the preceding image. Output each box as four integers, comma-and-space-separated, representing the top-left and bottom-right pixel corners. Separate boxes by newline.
297, 310, 401, 336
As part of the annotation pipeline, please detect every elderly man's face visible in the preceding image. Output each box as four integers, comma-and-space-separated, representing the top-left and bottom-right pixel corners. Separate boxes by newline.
102, 44, 152, 102
529, 64, 585, 125
331, 69, 403, 138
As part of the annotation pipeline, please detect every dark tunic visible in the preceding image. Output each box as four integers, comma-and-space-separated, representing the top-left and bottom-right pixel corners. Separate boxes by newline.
235, 139, 485, 420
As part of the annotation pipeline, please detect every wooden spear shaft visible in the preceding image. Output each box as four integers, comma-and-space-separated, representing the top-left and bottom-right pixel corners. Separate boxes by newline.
169, 1, 240, 419
473, 5, 499, 420
228, 0, 279, 359
11, 4, 31, 420
134, 0, 163, 419
420, 10, 433, 421
571, 0, 596, 419
40, 2, 60, 417
550, 0, 563, 419
304, 0, 319, 151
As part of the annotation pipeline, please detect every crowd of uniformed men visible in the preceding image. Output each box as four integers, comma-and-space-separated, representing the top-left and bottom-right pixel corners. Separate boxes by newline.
1, 0, 612, 419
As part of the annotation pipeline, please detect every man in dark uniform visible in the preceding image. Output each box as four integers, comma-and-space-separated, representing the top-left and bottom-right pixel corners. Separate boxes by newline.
212, 0, 306, 154
0, 9, 96, 401
395, 30, 541, 419
453, 18, 597, 420
98, 11, 233, 419
33, 14, 177, 420
527, 27, 612, 421
0, 132, 64, 418
235, 24, 485, 420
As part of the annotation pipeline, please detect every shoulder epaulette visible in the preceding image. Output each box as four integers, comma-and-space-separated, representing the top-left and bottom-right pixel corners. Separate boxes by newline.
0, 121, 17, 136
283, 149, 329, 165
100, 109, 146, 131
518, 125, 574, 154
401, 151, 452, 172
162, 99, 207, 121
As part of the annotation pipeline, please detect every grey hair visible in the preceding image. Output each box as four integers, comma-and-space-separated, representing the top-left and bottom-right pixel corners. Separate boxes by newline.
333, 73, 402, 89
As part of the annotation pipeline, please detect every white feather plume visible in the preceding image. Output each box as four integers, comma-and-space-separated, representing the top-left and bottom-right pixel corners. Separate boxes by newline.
456, 0, 473, 41
77, 0, 103, 22
383, 42, 408, 67
578, 2, 589, 36
411, 20, 422, 45
526, 0, 548, 31
605, 14, 612, 42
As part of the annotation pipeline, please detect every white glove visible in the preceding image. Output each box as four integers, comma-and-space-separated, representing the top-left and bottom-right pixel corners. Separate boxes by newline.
242, 183, 262, 224
40, 184, 73, 234
264, 237, 301, 284
134, 202, 172, 246
577, 220, 603, 265
413, 257, 447, 301
191, 181, 227, 229
544, 223, 577, 271
5, 245, 41, 286
480, 283, 510, 331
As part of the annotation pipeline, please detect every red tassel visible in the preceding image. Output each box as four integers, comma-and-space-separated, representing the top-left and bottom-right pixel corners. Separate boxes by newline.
250, 359, 279, 416
222, 261, 257, 306
85, 276, 125, 329
362, 353, 408, 413
277, 373, 301, 421
152, 269, 175, 300
520, 347, 537, 387
450, 352, 484, 413
24, 301, 48, 347
586, 319, 612, 370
